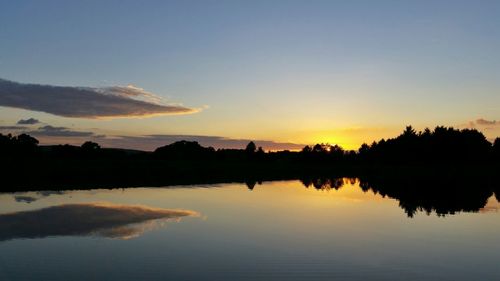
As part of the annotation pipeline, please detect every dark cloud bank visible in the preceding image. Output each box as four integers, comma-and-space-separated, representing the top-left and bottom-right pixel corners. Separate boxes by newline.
0, 78, 198, 118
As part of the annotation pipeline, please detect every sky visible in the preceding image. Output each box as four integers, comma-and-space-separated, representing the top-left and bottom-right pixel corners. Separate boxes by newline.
0, 0, 499, 150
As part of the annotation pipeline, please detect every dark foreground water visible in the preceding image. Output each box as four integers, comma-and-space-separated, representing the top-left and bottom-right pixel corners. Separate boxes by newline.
1, 179, 500, 281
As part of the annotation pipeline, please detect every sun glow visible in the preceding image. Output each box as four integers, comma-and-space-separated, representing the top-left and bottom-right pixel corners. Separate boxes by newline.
298, 133, 360, 150
290, 126, 399, 151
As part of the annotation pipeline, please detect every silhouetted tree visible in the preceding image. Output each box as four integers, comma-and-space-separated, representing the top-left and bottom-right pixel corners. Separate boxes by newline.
81, 141, 100, 151
0, 134, 14, 155
256, 146, 265, 160
359, 143, 369, 154
301, 145, 312, 153
16, 134, 39, 147
402, 125, 417, 138
245, 141, 256, 154
154, 140, 215, 160
312, 143, 328, 153
357, 126, 493, 164
6, 133, 40, 157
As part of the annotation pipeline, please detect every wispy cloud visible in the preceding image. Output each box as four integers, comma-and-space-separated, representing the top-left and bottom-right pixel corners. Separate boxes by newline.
0, 78, 199, 118
464, 118, 500, 130
17, 118, 40, 125
0, 125, 24, 131
0, 123, 98, 138
27, 125, 97, 137
476, 118, 498, 126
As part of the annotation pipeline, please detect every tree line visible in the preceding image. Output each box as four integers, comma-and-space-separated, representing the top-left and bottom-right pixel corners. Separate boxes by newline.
1, 125, 499, 164
0, 125, 499, 190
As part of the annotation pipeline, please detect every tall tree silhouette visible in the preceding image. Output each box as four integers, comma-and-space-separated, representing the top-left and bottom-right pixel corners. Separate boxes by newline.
245, 141, 256, 154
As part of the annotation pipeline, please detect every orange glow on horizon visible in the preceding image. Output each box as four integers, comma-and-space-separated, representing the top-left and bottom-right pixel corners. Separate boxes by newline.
285, 126, 401, 151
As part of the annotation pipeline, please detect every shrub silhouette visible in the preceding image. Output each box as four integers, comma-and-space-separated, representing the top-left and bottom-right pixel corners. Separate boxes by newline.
154, 140, 215, 160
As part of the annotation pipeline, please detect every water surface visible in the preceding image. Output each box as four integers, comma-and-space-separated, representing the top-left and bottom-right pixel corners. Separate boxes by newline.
1, 179, 500, 281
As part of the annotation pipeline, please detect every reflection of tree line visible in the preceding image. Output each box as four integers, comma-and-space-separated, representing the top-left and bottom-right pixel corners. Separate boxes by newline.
0, 126, 498, 190
245, 176, 499, 217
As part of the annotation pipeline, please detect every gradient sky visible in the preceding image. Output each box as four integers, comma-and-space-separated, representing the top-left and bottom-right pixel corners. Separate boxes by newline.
1, 0, 499, 150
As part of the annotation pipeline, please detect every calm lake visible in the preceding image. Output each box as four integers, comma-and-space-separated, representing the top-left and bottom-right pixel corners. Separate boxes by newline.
1, 179, 500, 281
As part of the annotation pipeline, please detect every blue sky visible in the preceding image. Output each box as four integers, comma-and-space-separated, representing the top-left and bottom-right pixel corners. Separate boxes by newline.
0, 0, 499, 149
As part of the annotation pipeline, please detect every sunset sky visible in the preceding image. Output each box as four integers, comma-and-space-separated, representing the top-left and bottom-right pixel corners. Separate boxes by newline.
1, 0, 499, 150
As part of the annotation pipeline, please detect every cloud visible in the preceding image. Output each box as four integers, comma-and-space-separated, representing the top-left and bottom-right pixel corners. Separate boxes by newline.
0, 202, 199, 241
476, 118, 497, 126
463, 118, 500, 130
27, 125, 96, 137
17, 118, 40, 125
0, 125, 24, 131
0, 78, 199, 118
466, 118, 499, 127
99, 134, 306, 151
0, 122, 100, 138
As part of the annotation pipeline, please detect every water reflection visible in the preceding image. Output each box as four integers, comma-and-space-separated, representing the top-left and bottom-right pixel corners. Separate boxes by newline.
14, 190, 66, 204
1, 180, 499, 281
0, 202, 199, 241
248, 176, 500, 217
14, 195, 38, 203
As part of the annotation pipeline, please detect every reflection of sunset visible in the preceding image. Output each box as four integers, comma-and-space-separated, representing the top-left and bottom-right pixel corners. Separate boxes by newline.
259, 179, 390, 203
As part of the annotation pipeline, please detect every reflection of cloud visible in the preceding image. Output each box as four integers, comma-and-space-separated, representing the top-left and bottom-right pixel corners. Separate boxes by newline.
0, 203, 198, 241
97, 219, 174, 240
14, 196, 38, 204
17, 118, 40, 125
13, 190, 66, 204
0, 78, 199, 118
